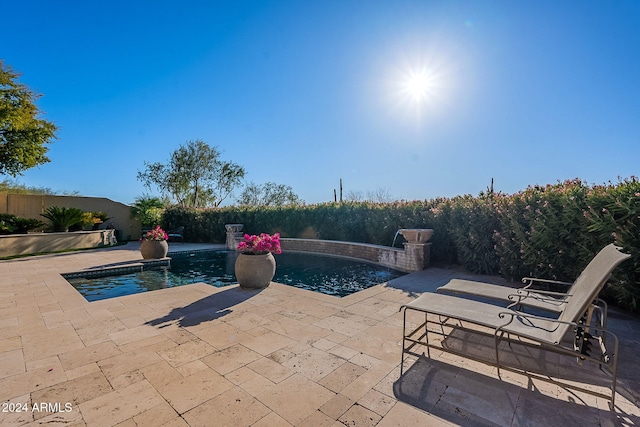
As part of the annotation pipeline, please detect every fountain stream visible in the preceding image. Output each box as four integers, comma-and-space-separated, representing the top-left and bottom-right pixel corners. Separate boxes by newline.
391, 229, 402, 248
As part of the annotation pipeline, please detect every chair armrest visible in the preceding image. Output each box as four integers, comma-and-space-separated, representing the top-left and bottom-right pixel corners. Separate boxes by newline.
506, 289, 569, 309
516, 288, 571, 298
495, 311, 617, 339
521, 277, 573, 287
497, 310, 578, 328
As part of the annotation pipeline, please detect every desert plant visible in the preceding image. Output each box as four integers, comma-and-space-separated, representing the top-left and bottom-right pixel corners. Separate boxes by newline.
41, 206, 85, 232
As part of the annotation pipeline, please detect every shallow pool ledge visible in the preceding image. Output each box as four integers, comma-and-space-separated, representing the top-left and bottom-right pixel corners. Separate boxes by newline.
279, 238, 430, 273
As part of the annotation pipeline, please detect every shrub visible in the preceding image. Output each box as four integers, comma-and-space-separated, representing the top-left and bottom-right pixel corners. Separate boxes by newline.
448, 195, 500, 274
0, 214, 44, 234
160, 177, 640, 312
586, 177, 640, 310
131, 196, 166, 227
41, 206, 85, 232
494, 179, 595, 281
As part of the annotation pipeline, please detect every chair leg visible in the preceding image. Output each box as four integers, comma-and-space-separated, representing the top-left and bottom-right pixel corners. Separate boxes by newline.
494, 331, 502, 377
400, 308, 407, 376
424, 312, 430, 358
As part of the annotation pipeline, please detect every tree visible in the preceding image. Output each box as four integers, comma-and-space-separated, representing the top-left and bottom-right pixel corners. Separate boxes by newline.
344, 187, 394, 203
367, 187, 394, 203
0, 61, 57, 176
237, 182, 303, 207
0, 178, 78, 195
137, 140, 245, 208
345, 190, 365, 202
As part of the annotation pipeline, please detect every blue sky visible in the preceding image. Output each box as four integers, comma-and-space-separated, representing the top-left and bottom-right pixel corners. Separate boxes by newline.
3, 1, 639, 205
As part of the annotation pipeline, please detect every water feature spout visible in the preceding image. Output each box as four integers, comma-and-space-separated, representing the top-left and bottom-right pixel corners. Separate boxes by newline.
391, 229, 402, 248
392, 228, 434, 247
399, 229, 434, 244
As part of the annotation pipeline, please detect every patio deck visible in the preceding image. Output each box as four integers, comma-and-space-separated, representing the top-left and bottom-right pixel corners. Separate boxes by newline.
1, 242, 639, 426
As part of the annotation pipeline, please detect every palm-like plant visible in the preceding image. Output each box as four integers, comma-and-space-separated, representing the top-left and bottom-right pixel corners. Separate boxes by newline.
41, 206, 85, 232
0, 214, 44, 234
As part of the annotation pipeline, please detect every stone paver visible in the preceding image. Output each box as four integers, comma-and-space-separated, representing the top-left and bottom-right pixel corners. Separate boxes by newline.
0, 242, 639, 426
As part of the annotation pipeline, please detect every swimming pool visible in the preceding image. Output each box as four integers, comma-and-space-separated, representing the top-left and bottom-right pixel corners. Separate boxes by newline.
66, 251, 405, 301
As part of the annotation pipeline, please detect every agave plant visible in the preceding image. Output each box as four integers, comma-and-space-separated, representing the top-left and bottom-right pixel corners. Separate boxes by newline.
41, 206, 85, 232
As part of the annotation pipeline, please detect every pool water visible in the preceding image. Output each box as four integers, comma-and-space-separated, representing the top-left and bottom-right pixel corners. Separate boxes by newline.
67, 251, 405, 301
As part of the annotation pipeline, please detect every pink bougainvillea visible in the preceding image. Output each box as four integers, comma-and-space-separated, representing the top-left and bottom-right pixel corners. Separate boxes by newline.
141, 226, 168, 241
237, 233, 282, 254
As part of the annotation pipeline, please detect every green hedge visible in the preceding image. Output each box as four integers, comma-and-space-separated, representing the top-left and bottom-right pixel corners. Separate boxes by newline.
162, 177, 640, 312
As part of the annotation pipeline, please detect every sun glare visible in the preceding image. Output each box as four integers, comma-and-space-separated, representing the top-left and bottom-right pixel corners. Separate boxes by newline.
376, 49, 453, 125
402, 69, 436, 103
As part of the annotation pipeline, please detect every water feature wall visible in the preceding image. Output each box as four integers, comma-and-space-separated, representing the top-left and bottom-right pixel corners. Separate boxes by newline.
225, 224, 431, 273
279, 238, 430, 273
225, 224, 244, 250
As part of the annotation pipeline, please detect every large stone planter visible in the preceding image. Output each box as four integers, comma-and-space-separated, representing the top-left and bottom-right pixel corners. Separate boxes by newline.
140, 239, 169, 259
235, 252, 276, 289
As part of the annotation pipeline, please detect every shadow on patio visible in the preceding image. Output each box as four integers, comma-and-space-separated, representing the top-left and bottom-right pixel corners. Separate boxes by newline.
146, 286, 263, 328
394, 355, 640, 426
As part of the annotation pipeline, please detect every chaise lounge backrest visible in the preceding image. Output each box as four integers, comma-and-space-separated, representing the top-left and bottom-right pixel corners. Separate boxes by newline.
556, 244, 631, 328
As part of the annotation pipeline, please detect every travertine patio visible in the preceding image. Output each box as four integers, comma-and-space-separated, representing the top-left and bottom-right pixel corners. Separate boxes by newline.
1, 243, 640, 426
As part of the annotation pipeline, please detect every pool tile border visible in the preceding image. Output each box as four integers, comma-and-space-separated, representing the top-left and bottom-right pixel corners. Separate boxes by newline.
62, 258, 171, 279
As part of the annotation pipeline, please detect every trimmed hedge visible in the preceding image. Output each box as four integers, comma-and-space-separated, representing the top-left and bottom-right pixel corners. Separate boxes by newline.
162, 177, 640, 311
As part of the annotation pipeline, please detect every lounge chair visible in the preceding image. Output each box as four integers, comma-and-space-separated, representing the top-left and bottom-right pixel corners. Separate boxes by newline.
400, 244, 630, 407
436, 244, 623, 328
167, 226, 184, 242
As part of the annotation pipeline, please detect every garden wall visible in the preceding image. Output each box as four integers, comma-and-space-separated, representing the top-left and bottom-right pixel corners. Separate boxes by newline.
0, 229, 117, 258
0, 193, 141, 241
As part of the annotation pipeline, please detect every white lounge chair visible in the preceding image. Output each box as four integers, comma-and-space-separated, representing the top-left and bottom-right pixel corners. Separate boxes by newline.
400, 244, 630, 407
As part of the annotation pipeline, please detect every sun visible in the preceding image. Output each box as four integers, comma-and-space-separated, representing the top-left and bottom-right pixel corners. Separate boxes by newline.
402, 70, 436, 103
378, 53, 452, 124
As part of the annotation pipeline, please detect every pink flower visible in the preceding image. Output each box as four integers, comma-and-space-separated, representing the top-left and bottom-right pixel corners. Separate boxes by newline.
141, 226, 168, 241
237, 232, 282, 254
